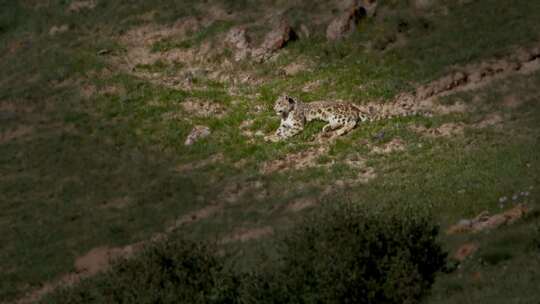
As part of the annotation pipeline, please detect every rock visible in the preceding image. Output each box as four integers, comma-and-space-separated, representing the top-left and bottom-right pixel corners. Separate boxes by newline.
326, 1, 367, 41
49, 25, 69, 36
453, 243, 479, 261
361, 0, 378, 17
261, 19, 297, 51
225, 27, 250, 61
253, 19, 297, 61
300, 24, 310, 39
184, 125, 211, 146
283, 62, 307, 76
446, 204, 530, 234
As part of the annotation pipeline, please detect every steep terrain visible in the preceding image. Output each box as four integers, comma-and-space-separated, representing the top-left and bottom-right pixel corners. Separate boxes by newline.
1, 0, 540, 303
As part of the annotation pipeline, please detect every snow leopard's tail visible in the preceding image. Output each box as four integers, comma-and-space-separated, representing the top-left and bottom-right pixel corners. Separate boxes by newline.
353, 93, 431, 122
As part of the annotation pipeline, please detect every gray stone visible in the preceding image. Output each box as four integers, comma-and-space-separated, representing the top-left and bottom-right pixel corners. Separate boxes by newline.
184, 125, 211, 146
326, 1, 367, 41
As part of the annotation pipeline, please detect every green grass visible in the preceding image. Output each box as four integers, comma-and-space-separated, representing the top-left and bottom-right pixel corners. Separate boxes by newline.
1, 0, 540, 302
151, 20, 235, 52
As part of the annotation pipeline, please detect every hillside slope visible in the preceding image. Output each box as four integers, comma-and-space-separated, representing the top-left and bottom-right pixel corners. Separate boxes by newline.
1, 0, 540, 303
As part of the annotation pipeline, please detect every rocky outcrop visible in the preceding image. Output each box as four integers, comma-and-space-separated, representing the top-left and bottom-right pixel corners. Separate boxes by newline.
446, 204, 529, 234
326, 0, 372, 41
252, 19, 297, 62
184, 125, 211, 146
225, 19, 297, 62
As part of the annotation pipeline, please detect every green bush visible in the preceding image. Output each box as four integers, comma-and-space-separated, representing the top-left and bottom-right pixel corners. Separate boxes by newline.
45, 203, 446, 304
241, 203, 447, 304
43, 238, 239, 304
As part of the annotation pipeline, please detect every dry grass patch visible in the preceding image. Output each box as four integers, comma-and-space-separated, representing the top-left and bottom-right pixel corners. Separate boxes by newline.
220, 226, 274, 244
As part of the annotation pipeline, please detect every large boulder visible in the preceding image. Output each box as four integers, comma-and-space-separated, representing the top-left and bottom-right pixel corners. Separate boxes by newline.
252, 19, 297, 61
326, 0, 376, 41
261, 19, 297, 51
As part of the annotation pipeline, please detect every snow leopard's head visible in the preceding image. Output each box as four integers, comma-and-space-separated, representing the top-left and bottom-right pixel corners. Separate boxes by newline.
273, 94, 297, 119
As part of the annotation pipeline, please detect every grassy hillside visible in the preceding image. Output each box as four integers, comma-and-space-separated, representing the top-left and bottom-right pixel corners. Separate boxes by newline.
1, 0, 540, 302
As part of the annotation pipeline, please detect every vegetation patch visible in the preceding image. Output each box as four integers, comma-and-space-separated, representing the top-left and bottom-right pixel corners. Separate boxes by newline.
43, 203, 446, 304
243, 202, 447, 304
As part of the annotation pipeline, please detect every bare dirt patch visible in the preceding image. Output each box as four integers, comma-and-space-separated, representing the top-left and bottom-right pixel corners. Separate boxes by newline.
282, 61, 309, 76
220, 226, 274, 244
473, 112, 504, 129
260, 146, 328, 174
16, 274, 79, 304
98, 84, 126, 96
410, 112, 504, 138
111, 13, 263, 90
175, 153, 224, 172
16, 243, 142, 304
502, 94, 524, 109
74, 245, 141, 275
302, 79, 323, 92
370, 138, 406, 154
220, 180, 269, 203
286, 197, 318, 212
52, 77, 97, 100
112, 19, 205, 89
446, 204, 530, 234
410, 122, 465, 138
0, 126, 34, 144
80, 83, 97, 99
453, 243, 479, 261
0, 100, 34, 115
361, 44, 540, 119
415, 44, 540, 103
165, 204, 223, 233
48, 25, 69, 36
180, 99, 226, 118
67, 0, 96, 13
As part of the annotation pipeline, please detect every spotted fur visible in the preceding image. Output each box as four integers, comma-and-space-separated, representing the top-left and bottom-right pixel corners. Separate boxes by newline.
271, 94, 425, 141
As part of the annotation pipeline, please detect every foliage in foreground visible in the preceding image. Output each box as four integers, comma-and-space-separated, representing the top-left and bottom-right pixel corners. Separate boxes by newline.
243, 203, 447, 304
44, 239, 240, 304
44, 203, 446, 304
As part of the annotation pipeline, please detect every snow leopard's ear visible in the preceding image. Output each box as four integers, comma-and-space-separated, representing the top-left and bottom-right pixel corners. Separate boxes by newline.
286, 95, 296, 105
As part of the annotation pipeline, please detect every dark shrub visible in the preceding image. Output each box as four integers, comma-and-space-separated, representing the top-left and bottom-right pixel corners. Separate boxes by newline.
534, 224, 540, 250
45, 203, 446, 304
44, 238, 239, 304
242, 202, 447, 304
